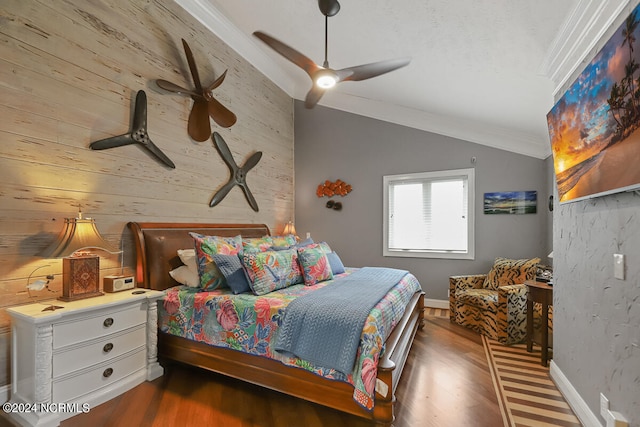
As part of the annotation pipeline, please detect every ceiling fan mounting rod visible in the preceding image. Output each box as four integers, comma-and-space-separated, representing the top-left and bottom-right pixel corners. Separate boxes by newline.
323, 14, 329, 68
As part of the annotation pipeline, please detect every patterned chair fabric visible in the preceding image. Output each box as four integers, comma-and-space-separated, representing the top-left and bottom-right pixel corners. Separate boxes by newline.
449, 257, 541, 345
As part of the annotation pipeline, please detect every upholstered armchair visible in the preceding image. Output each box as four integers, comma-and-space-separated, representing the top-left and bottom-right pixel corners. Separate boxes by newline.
449, 257, 540, 345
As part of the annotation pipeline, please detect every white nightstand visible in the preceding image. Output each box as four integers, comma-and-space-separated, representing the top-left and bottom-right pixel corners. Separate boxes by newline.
6, 289, 164, 427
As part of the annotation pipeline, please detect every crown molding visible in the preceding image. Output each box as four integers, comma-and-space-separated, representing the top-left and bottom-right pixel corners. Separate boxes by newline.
540, 0, 636, 98
318, 93, 551, 159
174, 0, 297, 95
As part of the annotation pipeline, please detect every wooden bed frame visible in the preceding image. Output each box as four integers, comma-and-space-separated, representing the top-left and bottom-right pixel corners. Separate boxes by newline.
128, 221, 425, 426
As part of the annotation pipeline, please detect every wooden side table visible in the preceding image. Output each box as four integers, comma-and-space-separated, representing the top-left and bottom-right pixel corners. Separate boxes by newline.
525, 280, 553, 366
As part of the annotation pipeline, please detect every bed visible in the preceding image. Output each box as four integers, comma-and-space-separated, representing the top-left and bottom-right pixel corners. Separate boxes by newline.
128, 221, 425, 426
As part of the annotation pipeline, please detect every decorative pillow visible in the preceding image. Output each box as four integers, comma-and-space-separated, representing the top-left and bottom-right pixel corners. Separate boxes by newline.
483, 257, 541, 290
169, 265, 199, 287
212, 254, 251, 294
326, 251, 345, 275
190, 232, 242, 291
242, 236, 273, 253
317, 241, 332, 254
271, 237, 314, 251
297, 244, 333, 286
295, 237, 314, 247
242, 249, 303, 295
177, 249, 197, 270
270, 234, 297, 247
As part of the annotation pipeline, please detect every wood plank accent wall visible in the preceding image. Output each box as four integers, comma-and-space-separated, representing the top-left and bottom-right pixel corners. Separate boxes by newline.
0, 0, 294, 387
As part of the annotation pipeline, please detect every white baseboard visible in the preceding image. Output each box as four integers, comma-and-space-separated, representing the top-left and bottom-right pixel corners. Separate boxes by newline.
424, 298, 449, 309
550, 360, 602, 427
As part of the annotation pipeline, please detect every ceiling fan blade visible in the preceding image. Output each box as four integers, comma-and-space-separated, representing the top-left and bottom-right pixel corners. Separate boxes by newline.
182, 38, 203, 92
304, 85, 326, 109
318, 0, 340, 17
209, 180, 236, 208
207, 97, 237, 128
156, 79, 199, 97
188, 99, 211, 142
253, 31, 320, 78
90, 134, 135, 150
212, 132, 239, 171
338, 57, 411, 82
207, 70, 227, 92
239, 183, 259, 212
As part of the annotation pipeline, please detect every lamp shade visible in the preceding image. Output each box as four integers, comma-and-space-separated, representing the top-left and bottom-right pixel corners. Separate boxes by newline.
283, 221, 297, 237
40, 216, 120, 258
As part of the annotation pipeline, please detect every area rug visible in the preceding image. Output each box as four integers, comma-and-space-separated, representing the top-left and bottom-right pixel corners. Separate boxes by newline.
424, 307, 449, 318
482, 336, 582, 427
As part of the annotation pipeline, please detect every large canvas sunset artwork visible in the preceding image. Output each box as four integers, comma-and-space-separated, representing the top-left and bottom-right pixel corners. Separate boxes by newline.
547, 4, 640, 203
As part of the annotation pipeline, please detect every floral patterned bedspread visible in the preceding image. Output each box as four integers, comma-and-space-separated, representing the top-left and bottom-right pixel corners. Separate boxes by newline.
159, 268, 422, 410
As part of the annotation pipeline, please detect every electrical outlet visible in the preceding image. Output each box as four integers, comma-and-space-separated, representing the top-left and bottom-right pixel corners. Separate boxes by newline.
601, 393, 610, 417
601, 394, 629, 427
614, 254, 625, 280
605, 410, 629, 427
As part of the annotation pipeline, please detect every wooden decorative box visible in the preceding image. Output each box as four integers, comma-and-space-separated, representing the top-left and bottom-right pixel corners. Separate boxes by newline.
60, 254, 103, 301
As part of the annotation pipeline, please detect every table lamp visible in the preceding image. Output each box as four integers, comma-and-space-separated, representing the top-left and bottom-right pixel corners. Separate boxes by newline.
41, 209, 120, 302
283, 221, 298, 241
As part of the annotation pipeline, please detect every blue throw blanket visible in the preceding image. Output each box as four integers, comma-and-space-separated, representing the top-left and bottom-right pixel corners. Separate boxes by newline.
275, 267, 408, 374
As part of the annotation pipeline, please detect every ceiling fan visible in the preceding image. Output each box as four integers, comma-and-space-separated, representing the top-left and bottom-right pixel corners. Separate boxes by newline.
253, 0, 411, 108
156, 39, 237, 142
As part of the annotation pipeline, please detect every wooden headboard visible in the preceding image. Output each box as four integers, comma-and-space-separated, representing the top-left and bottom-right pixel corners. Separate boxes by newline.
127, 222, 271, 290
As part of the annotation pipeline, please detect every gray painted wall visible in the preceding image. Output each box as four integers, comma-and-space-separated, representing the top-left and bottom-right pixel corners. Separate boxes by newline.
553, 194, 640, 424
294, 102, 550, 301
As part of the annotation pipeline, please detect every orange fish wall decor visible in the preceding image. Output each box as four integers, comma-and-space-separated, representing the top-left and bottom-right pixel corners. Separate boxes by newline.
316, 179, 352, 198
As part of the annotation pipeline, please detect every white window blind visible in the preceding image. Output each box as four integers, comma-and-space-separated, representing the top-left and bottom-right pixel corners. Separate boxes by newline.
383, 168, 475, 259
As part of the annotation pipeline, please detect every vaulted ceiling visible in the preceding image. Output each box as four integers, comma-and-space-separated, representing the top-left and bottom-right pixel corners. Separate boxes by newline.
176, 0, 627, 159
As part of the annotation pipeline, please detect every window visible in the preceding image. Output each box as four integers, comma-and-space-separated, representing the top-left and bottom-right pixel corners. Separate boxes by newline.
383, 168, 474, 259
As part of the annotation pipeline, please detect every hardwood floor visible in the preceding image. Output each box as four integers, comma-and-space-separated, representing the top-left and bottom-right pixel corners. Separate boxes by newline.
1, 315, 505, 427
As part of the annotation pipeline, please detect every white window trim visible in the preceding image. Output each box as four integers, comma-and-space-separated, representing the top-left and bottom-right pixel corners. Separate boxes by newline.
383, 168, 475, 260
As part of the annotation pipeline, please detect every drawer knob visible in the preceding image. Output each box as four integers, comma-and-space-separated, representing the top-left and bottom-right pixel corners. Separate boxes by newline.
103, 318, 114, 327
103, 368, 113, 378
103, 343, 114, 353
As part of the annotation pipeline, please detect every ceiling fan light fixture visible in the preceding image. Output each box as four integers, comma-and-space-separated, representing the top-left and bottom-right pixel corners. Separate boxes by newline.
315, 69, 338, 88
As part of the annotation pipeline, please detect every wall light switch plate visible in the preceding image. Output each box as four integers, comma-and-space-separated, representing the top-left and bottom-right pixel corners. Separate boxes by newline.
613, 254, 625, 280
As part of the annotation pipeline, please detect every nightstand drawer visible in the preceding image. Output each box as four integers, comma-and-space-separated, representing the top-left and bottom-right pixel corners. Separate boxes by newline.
53, 325, 146, 377
53, 348, 146, 403
53, 303, 147, 349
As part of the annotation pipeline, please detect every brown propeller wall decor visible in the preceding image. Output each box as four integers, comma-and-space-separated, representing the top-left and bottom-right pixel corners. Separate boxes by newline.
156, 39, 237, 141
253, 0, 411, 108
